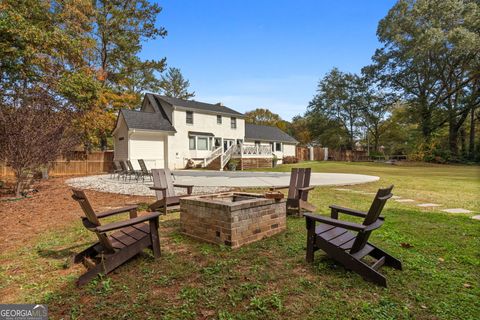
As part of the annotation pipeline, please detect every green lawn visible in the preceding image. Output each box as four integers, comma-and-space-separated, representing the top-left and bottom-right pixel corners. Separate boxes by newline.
1, 162, 479, 319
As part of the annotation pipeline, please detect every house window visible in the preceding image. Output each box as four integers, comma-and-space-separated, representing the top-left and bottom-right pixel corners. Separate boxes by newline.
230, 117, 237, 129
270, 142, 274, 151
189, 136, 196, 150
197, 137, 208, 150
217, 115, 222, 124
186, 111, 193, 124
275, 142, 282, 152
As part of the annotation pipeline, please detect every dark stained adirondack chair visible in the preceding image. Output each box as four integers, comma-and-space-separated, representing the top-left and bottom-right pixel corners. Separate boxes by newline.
270, 168, 316, 216
71, 189, 162, 286
137, 159, 153, 182
304, 185, 402, 287
149, 168, 194, 214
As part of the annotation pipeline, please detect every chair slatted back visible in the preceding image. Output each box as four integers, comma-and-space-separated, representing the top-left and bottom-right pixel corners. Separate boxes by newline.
138, 159, 149, 174
126, 160, 135, 172
113, 161, 122, 171
120, 161, 128, 172
288, 168, 312, 200
350, 185, 394, 254
71, 189, 114, 252
151, 169, 176, 200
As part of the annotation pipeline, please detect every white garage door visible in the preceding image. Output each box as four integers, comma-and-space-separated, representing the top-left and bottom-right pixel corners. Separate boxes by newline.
130, 133, 165, 169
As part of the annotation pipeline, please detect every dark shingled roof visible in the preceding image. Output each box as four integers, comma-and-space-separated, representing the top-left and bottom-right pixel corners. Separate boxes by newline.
120, 109, 176, 132
245, 124, 298, 144
149, 93, 244, 117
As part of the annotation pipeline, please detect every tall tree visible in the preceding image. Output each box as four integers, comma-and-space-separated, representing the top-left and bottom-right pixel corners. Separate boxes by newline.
308, 68, 363, 150
371, 0, 480, 155
0, 0, 98, 195
358, 74, 397, 152
160, 67, 195, 99
244, 108, 289, 131
86, 0, 168, 149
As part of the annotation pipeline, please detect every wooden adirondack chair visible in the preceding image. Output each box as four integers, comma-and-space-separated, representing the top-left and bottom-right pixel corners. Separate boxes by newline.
71, 189, 162, 286
137, 159, 153, 182
149, 169, 194, 214
270, 168, 316, 216
304, 185, 402, 287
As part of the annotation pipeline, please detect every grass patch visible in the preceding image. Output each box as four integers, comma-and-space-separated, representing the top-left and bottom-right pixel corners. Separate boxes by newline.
0, 162, 479, 319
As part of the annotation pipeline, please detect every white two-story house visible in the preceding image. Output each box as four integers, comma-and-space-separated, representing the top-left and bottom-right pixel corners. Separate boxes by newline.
112, 93, 298, 170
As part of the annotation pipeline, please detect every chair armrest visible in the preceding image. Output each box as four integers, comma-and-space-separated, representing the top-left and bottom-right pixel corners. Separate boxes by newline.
329, 205, 385, 221
173, 184, 194, 189
329, 205, 368, 218
96, 212, 162, 233
174, 184, 194, 195
96, 205, 138, 218
149, 186, 167, 191
269, 186, 289, 191
298, 186, 315, 192
364, 219, 384, 231
303, 212, 365, 231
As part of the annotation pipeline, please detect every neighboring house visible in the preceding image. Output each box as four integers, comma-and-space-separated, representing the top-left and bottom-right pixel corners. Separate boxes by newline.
112, 93, 298, 170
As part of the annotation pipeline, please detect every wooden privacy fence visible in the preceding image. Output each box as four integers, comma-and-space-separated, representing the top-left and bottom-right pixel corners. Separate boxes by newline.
328, 150, 368, 161
0, 151, 114, 178
296, 147, 309, 161
295, 146, 327, 161
295, 147, 369, 162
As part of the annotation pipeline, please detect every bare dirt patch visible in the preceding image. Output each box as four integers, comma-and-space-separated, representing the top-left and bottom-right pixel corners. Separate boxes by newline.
0, 177, 154, 252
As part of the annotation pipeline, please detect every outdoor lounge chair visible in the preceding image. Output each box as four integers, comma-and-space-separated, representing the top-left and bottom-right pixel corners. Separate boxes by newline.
149, 168, 194, 214
71, 189, 162, 286
118, 161, 130, 180
304, 185, 402, 287
137, 159, 153, 182
112, 160, 125, 179
270, 168, 316, 216
125, 160, 141, 181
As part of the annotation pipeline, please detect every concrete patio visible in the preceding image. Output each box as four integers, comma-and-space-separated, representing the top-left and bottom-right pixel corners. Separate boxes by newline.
66, 170, 379, 196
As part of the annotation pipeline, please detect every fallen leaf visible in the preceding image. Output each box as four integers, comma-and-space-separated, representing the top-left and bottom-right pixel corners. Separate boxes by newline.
463, 283, 472, 288
438, 257, 445, 262
400, 242, 414, 248
420, 305, 427, 309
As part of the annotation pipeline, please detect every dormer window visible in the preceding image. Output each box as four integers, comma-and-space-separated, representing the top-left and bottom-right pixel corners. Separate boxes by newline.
186, 111, 193, 124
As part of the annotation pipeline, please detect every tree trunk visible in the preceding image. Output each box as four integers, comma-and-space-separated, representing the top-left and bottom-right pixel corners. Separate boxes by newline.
448, 117, 458, 156
418, 96, 432, 142
460, 127, 467, 158
469, 107, 476, 159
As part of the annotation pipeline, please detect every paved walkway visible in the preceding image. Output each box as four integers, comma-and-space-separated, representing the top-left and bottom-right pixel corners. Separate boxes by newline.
66, 171, 379, 196
333, 188, 477, 218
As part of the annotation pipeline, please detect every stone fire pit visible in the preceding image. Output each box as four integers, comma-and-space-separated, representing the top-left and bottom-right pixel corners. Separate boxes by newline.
180, 192, 286, 248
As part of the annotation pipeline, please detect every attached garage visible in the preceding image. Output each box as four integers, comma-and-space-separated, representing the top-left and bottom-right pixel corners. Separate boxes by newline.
112, 109, 176, 170
129, 132, 167, 169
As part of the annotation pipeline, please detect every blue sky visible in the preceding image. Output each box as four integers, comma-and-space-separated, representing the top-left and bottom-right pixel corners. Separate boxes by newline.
140, 0, 396, 120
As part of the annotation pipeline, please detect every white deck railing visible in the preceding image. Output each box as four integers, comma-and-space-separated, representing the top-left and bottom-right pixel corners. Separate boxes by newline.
221, 144, 236, 168
234, 145, 272, 157
204, 146, 223, 166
